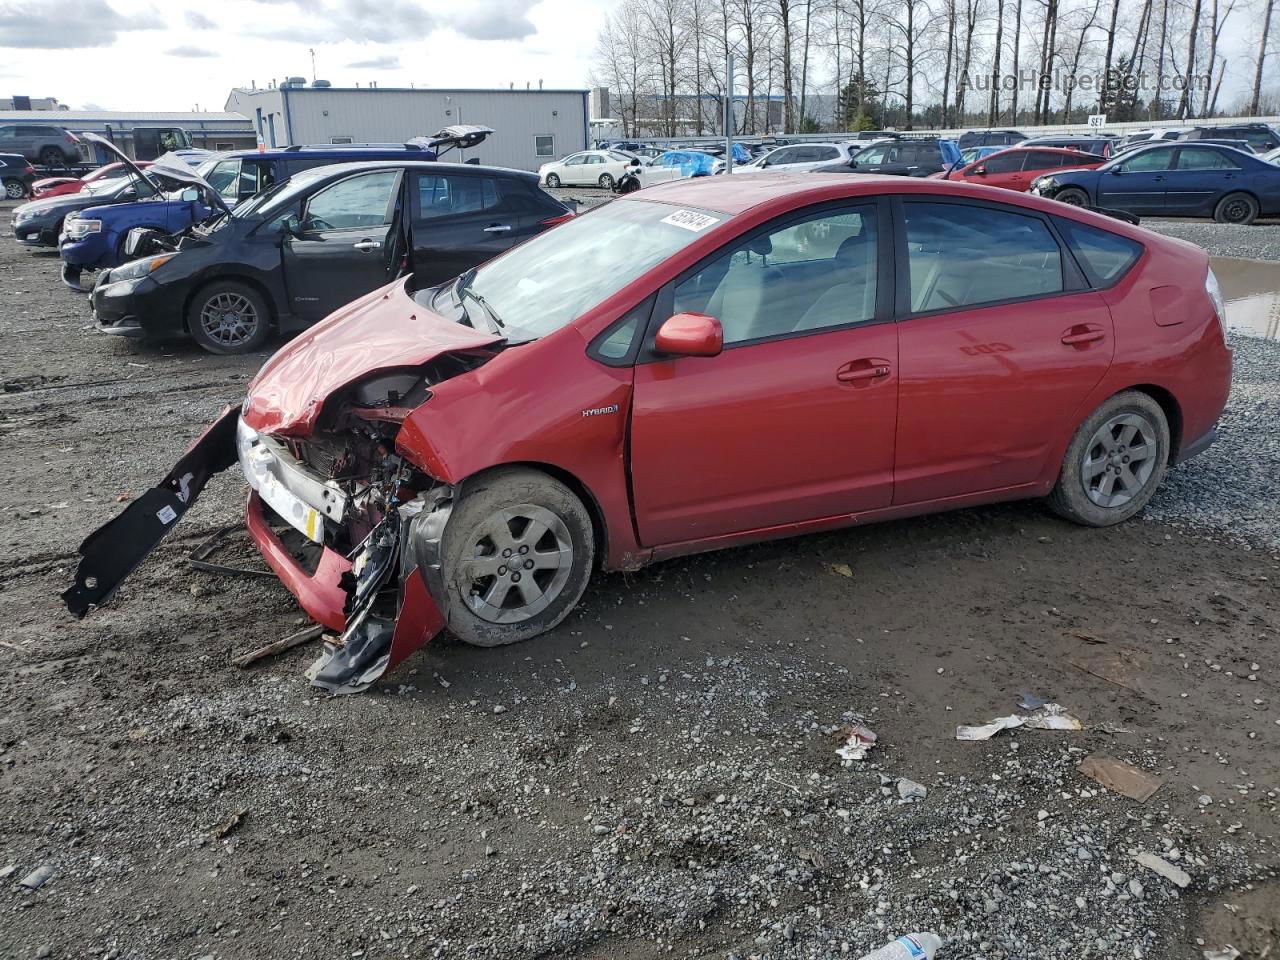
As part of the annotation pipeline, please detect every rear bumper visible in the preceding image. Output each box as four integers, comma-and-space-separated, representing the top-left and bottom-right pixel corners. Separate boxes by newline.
245, 492, 351, 632
1173, 423, 1218, 466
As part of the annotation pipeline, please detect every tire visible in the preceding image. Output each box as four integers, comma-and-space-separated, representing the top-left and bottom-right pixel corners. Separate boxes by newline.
3, 178, 26, 200
187, 280, 272, 355
1054, 187, 1089, 207
545, 173, 561, 188
440, 467, 595, 647
620, 177, 641, 194
1213, 191, 1259, 225
1048, 390, 1170, 527
38, 147, 65, 167
598, 173, 614, 189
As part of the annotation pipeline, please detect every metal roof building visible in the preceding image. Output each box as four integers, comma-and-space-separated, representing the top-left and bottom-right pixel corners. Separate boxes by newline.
225, 85, 589, 172
0, 110, 257, 157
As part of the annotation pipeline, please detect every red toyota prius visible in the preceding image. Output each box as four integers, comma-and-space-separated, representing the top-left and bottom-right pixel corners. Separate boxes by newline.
65, 174, 1232, 693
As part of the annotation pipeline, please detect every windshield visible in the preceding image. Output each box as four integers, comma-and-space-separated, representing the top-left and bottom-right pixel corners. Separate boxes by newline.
416, 199, 733, 341
86, 174, 156, 199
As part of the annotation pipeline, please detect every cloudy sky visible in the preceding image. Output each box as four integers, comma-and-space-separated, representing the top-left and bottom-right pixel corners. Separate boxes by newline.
0, 0, 606, 111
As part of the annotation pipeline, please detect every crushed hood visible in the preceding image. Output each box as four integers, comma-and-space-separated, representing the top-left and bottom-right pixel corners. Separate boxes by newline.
243, 279, 502, 436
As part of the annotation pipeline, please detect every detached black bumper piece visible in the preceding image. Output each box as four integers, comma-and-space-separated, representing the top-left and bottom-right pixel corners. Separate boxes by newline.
1173, 424, 1218, 466
62, 406, 239, 617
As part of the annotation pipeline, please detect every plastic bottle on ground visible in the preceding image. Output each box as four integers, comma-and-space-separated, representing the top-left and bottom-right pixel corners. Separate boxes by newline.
856, 932, 944, 960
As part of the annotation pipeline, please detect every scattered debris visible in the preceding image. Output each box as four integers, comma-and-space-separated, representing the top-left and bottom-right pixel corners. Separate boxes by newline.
231, 625, 326, 668
18, 864, 53, 890
897, 778, 927, 801
835, 723, 878, 760
957, 714, 1026, 740
0, 864, 16, 880
212, 807, 248, 839
856, 931, 943, 959
190, 525, 276, 579
1135, 851, 1192, 888
830, 563, 854, 578
1203, 948, 1241, 960
1016, 691, 1047, 709
1078, 754, 1163, 802
1069, 648, 1154, 699
956, 703, 1081, 740
1070, 632, 1108, 644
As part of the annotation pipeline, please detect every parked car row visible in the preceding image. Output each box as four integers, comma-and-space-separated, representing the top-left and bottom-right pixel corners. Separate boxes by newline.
62, 170, 1232, 695
1, 153, 35, 199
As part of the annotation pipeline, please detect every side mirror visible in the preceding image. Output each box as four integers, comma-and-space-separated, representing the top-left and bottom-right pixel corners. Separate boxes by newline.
655, 313, 723, 358
1110, 167, 1123, 175
180, 187, 199, 202
973, 165, 987, 175
281, 213, 303, 237
121, 186, 137, 199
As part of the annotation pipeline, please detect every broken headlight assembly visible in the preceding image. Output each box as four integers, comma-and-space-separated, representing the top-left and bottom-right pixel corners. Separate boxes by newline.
108, 253, 177, 282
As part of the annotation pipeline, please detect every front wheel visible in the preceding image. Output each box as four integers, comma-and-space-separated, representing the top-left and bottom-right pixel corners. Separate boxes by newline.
1048, 390, 1170, 527
545, 173, 561, 188
598, 173, 614, 189
1054, 187, 1089, 207
1214, 191, 1259, 225
187, 280, 271, 355
3, 178, 26, 199
440, 467, 595, 647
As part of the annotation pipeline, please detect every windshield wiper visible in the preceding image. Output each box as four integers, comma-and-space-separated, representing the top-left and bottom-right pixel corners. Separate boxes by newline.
454, 269, 505, 333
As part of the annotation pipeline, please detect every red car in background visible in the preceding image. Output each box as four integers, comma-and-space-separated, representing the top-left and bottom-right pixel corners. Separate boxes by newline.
934, 146, 1105, 191
31, 160, 153, 199
65, 173, 1232, 694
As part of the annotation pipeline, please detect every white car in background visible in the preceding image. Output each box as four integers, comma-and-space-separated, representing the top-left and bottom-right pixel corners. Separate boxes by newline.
732, 142, 858, 174
539, 150, 638, 189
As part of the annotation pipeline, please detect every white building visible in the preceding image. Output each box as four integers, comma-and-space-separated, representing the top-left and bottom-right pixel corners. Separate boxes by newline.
225, 84, 590, 172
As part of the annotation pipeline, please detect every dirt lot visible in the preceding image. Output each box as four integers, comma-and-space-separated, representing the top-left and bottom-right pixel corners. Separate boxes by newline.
1, 197, 1278, 960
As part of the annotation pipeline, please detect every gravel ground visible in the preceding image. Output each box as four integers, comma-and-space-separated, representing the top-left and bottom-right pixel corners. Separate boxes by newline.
1141, 220, 1280, 262
1, 197, 1279, 960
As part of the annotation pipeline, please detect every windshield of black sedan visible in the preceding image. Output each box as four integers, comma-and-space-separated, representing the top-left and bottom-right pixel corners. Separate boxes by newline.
417, 199, 731, 340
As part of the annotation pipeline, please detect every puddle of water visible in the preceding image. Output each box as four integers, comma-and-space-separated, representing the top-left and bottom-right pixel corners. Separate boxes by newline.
1209, 256, 1280, 341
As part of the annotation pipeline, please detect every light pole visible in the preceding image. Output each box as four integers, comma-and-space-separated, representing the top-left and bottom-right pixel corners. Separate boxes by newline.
724, 52, 735, 173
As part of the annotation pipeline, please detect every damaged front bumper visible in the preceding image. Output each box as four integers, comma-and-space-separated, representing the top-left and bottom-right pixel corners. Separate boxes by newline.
62, 407, 451, 694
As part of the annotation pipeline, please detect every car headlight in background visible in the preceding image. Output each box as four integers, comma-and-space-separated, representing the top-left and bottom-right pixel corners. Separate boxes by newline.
66, 218, 102, 239
109, 253, 177, 282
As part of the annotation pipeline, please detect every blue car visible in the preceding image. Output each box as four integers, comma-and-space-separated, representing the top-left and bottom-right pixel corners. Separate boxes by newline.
59, 127, 492, 288
1030, 141, 1280, 224
654, 150, 722, 177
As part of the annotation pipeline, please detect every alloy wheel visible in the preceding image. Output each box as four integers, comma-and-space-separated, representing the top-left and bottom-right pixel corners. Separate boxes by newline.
199, 292, 260, 348
4, 180, 24, 199
457, 504, 574, 624
1079, 412, 1158, 509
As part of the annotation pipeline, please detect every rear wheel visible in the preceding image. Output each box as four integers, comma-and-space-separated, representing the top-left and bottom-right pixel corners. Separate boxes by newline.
598, 173, 614, 189
187, 280, 271, 355
1048, 391, 1170, 527
1214, 191, 1258, 225
1054, 187, 1089, 206
3, 178, 26, 199
545, 173, 561, 188
441, 467, 595, 647
38, 147, 65, 167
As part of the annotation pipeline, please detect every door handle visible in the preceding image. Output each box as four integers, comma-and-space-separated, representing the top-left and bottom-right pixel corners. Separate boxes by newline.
483, 224, 513, 233
352, 239, 382, 251
1061, 328, 1106, 345
836, 360, 892, 383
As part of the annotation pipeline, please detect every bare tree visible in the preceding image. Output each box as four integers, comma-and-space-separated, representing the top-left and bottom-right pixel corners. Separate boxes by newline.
1252, 0, 1276, 114
988, 0, 1006, 123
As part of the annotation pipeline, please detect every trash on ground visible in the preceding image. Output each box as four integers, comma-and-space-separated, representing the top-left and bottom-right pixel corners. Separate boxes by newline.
18, 864, 53, 890
231, 624, 326, 668
1078, 753, 1163, 802
1135, 851, 1192, 888
856, 931, 943, 959
956, 702, 1081, 740
212, 807, 248, 839
1069, 648, 1154, 699
1203, 947, 1242, 960
835, 723, 877, 760
831, 563, 854, 578
1016, 691, 1047, 709
897, 778, 927, 801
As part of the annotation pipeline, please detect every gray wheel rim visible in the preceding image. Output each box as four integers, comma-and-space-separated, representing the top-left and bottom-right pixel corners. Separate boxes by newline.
599, 174, 612, 188
547, 175, 559, 187
1222, 197, 1251, 222
4, 181, 23, 199
1080, 412, 1158, 508
200, 292, 259, 347
1060, 191, 1085, 206
457, 503, 573, 624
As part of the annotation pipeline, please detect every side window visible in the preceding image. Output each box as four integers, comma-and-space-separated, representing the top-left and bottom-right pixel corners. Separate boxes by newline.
303, 170, 399, 230
980, 152, 1025, 173
590, 295, 654, 364
1023, 151, 1065, 170
674, 205, 879, 344
904, 201, 1063, 312
564, 154, 586, 166
1175, 147, 1241, 170
1120, 148, 1174, 172
415, 174, 500, 219
1055, 217, 1144, 286
855, 146, 887, 164
205, 158, 242, 200
815, 146, 840, 161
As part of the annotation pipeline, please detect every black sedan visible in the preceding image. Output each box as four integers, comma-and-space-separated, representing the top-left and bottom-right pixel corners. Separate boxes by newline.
1, 153, 34, 200
10, 171, 160, 246
91, 159, 574, 354
1030, 142, 1280, 224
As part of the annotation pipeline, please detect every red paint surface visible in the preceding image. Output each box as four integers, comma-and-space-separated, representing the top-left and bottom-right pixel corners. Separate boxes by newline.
31, 161, 153, 199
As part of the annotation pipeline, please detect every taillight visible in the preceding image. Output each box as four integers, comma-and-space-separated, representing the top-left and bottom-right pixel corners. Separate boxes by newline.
66, 133, 77, 144
25, 165, 33, 174
541, 212, 575, 226
1205, 266, 1228, 336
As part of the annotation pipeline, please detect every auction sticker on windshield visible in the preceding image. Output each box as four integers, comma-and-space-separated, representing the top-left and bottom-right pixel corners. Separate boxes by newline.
661, 210, 720, 232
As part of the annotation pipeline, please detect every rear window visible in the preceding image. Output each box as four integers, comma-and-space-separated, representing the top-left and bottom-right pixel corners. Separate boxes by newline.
1054, 217, 1144, 286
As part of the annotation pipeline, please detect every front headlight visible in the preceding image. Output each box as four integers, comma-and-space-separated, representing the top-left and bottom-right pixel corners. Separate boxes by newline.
66, 218, 102, 238
110, 253, 176, 282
